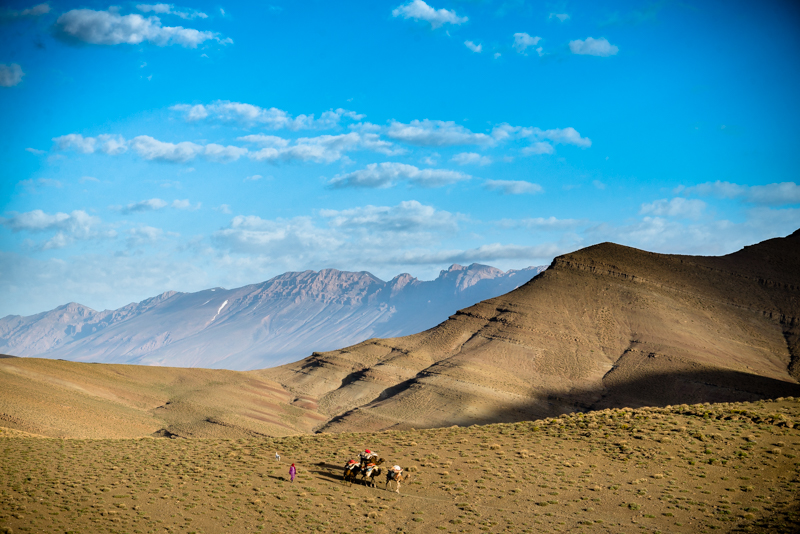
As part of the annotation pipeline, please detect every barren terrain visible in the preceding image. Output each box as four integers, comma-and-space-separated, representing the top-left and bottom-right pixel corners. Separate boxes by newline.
265, 230, 800, 433
1, 398, 798, 534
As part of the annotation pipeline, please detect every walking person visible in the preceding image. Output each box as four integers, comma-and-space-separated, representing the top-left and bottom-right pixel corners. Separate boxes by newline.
289, 463, 296, 483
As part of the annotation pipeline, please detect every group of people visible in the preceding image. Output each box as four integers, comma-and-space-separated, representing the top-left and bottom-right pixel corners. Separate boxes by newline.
278, 448, 404, 488
348, 448, 403, 483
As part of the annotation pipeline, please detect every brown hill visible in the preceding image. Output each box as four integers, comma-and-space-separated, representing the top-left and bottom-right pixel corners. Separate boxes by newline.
1, 231, 798, 440
0, 355, 323, 438
262, 230, 800, 433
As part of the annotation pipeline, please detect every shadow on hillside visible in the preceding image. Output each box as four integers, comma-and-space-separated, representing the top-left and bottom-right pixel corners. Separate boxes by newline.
341, 367, 800, 431
522, 367, 800, 423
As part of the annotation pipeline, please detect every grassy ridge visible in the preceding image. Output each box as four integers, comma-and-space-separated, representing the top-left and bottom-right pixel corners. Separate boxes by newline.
1, 398, 799, 533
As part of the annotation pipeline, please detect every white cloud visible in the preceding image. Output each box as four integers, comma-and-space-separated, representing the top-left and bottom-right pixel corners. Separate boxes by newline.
236, 134, 290, 148
498, 216, 586, 230
245, 132, 398, 164
451, 152, 491, 166
592, 180, 606, 190
0, 209, 113, 249
25, 147, 46, 155
484, 180, 542, 195
521, 142, 555, 155
586, 209, 800, 257
569, 37, 619, 57
213, 215, 341, 255
202, 143, 249, 162
172, 199, 200, 210
464, 40, 482, 53
128, 136, 246, 163
321, 200, 459, 234
537, 127, 592, 147
639, 198, 706, 219
52, 133, 127, 155
127, 225, 165, 246
0, 63, 24, 87
136, 3, 208, 20
549, 13, 570, 22
388, 119, 494, 147
171, 101, 363, 129
679, 181, 800, 206
492, 124, 591, 152
53, 130, 396, 165
129, 135, 204, 162
115, 198, 169, 213
494, 52, 501, 59
387, 242, 565, 265
513, 33, 541, 54
747, 183, 800, 205
392, 0, 467, 29
55, 8, 227, 48
328, 162, 471, 189
244, 174, 264, 182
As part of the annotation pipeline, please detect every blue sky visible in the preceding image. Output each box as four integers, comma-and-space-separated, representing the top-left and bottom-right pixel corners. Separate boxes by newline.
1, 0, 799, 317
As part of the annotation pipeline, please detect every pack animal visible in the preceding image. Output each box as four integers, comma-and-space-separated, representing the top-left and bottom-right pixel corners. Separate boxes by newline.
385, 467, 411, 493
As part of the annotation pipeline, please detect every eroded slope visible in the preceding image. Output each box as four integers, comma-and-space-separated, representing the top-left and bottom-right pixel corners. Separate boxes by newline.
262, 230, 800, 433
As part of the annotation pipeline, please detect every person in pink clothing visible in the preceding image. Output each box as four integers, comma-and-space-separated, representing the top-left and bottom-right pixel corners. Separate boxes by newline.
289, 463, 296, 482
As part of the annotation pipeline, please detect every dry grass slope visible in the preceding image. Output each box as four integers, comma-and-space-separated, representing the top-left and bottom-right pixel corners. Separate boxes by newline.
1, 398, 798, 533
0, 357, 323, 439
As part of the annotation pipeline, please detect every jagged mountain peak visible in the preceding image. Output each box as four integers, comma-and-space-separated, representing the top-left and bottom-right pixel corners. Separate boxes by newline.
0, 263, 545, 370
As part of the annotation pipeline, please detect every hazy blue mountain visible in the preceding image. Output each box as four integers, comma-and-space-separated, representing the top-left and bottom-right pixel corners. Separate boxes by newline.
0, 264, 545, 370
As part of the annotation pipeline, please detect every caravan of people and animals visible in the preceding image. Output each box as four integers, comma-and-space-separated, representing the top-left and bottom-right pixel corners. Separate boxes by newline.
343, 449, 411, 493
276, 447, 411, 493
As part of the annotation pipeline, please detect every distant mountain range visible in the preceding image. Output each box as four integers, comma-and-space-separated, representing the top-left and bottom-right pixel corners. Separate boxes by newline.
0, 263, 545, 370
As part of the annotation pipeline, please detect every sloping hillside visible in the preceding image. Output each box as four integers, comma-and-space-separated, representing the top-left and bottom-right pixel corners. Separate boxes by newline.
0, 355, 321, 438
0, 263, 543, 370
262, 230, 800, 433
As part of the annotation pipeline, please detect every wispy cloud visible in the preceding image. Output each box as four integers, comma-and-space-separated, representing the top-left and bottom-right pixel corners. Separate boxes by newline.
0, 209, 114, 249
52, 133, 127, 155
464, 40, 482, 53
321, 200, 459, 233
171, 101, 363, 129
54, 8, 229, 48
678, 181, 800, 206
639, 198, 706, 219
513, 32, 541, 54
392, 0, 467, 29
388, 120, 494, 147
328, 162, 471, 189
1, 3, 50, 20
0, 63, 24, 87
569, 37, 619, 57
136, 3, 208, 20
451, 152, 491, 166
484, 180, 542, 195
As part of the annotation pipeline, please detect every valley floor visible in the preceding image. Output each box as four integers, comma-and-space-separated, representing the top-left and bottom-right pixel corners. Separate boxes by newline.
1, 399, 799, 534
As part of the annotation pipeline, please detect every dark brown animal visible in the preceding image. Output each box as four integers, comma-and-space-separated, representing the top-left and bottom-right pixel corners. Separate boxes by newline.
342, 460, 360, 484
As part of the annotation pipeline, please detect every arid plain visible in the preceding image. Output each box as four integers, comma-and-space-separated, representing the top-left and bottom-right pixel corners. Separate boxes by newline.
2, 231, 799, 533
